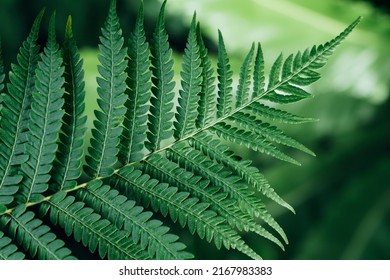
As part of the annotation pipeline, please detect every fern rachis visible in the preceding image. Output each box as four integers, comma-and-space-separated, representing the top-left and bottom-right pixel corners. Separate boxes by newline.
0, 0, 360, 260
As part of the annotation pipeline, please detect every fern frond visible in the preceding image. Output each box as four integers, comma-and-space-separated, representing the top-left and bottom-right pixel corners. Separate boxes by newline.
142, 154, 285, 250
146, 0, 176, 152
216, 31, 233, 118
0, 230, 25, 260
50, 16, 86, 192
168, 141, 288, 243
236, 43, 255, 107
252, 43, 265, 98
111, 166, 262, 259
263, 17, 361, 104
40, 192, 149, 259
119, 3, 151, 164
211, 122, 300, 165
84, 0, 128, 178
0, 10, 44, 206
195, 23, 216, 128
190, 131, 295, 213
76, 180, 193, 259
0, 205, 75, 259
173, 14, 202, 139
18, 13, 65, 203
229, 111, 315, 156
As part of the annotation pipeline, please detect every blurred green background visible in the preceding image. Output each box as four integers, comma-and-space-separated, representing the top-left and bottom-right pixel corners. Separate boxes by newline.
1, 0, 389, 259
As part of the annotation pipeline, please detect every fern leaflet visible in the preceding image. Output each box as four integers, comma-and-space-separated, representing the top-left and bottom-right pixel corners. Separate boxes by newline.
18, 13, 65, 203
84, 0, 128, 178
76, 180, 193, 259
146, 0, 176, 152
173, 14, 202, 139
0, 10, 44, 206
119, 2, 151, 164
50, 16, 87, 192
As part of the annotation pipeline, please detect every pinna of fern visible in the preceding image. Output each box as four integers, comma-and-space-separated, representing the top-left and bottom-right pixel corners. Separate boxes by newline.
0, 0, 360, 260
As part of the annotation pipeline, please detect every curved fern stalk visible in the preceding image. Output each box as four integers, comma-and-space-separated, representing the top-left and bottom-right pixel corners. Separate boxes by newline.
0, 230, 25, 260
173, 14, 202, 140
190, 131, 295, 213
111, 166, 262, 259
76, 180, 193, 260
236, 43, 255, 107
84, 0, 128, 178
39, 192, 150, 260
0, 205, 75, 259
216, 31, 233, 118
252, 43, 265, 98
50, 16, 87, 192
0, 10, 44, 206
167, 142, 288, 243
18, 13, 65, 204
146, 0, 176, 152
142, 154, 285, 250
119, 2, 151, 164
195, 23, 216, 128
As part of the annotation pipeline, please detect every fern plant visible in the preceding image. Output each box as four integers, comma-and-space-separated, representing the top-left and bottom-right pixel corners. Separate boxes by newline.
0, 0, 360, 260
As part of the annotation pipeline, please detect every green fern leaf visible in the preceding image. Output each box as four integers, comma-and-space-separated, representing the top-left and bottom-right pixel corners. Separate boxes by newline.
195, 23, 216, 128
76, 180, 193, 259
146, 0, 176, 152
0, 10, 44, 206
216, 31, 233, 118
142, 154, 285, 250
236, 43, 255, 107
40, 191, 149, 260
211, 122, 300, 165
50, 16, 86, 192
252, 43, 265, 98
168, 141, 288, 243
84, 0, 128, 178
0, 205, 75, 259
173, 14, 202, 139
119, 3, 151, 164
245, 102, 317, 124
0, 230, 25, 260
112, 166, 262, 259
190, 131, 295, 213
18, 13, 65, 203
230, 111, 315, 156
264, 17, 361, 104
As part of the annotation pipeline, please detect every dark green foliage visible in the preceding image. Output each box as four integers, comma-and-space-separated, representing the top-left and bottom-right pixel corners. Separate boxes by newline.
18, 13, 65, 203
146, 0, 176, 152
0, 10, 44, 205
195, 23, 216, 128
173, 14, 202, 140
216, 31, 233, 118
0, 205, 74, 259
84, 0, 128, 178
50, 16, 86, 192
0, 0, 359, 260
119, 2, 151, 163
76, 180, 192, 259
0, 230, 25, 260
